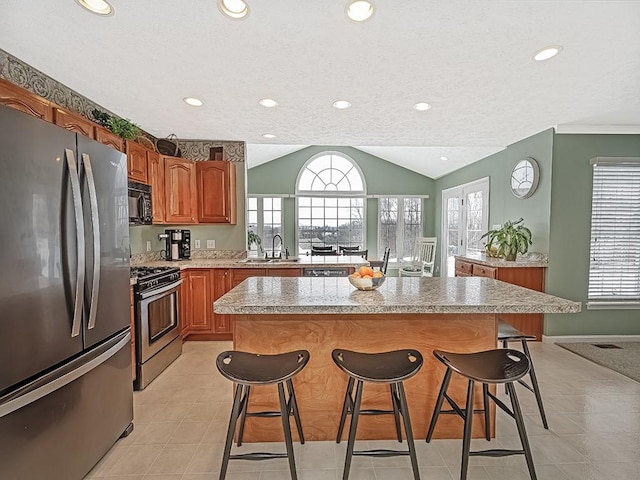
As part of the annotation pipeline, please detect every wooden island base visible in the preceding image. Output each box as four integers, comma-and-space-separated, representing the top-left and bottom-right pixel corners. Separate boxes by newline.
233, 313, 498, 442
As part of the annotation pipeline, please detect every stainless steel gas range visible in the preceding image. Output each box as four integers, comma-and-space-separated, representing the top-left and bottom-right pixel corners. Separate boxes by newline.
130, 266, 183, 390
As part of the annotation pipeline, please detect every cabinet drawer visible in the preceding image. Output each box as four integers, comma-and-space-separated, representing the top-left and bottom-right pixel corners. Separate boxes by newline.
472, 264, 497, 278
454, 259, 473, 276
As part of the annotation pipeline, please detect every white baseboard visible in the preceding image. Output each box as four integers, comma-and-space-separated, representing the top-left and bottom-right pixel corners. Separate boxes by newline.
543, 334, 640, 344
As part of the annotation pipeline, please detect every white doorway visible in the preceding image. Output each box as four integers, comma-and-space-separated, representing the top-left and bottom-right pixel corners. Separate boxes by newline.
441, 177, 490, 277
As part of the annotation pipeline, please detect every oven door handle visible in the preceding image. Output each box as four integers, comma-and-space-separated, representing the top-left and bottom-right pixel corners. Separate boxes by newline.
139, 279, 183, 299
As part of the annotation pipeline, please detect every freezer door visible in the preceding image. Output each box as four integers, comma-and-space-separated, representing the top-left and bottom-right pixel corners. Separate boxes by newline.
0, 330, 133, 480
0, 106, 84, 393
77, 135, 130, 348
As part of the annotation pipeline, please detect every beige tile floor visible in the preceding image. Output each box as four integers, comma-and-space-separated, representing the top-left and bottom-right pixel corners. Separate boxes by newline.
85, 341, 640, 480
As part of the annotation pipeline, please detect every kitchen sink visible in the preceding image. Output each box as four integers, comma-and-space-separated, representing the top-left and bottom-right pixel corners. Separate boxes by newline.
238, 257, 300, 264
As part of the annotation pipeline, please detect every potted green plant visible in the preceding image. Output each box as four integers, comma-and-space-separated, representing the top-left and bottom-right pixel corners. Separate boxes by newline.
480, 218, 532, 261
91, 109, 141, 140
247, 229, 263, 256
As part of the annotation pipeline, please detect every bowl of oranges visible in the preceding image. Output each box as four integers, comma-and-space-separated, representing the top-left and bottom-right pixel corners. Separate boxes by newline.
348, 266, 385, 291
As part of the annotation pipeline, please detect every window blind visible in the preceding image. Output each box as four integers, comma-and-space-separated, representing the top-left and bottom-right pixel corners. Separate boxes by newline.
587, 157, 640, 304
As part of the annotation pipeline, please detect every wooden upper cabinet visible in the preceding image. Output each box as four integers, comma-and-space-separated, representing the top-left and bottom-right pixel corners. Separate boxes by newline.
126, 140, 149, 183
53, 107, 95, 139
147, 151, 165, 223
164, 156, 197, 224
196, 161, 237, 224
0, 78, 53, 122
94, 126, 124, 152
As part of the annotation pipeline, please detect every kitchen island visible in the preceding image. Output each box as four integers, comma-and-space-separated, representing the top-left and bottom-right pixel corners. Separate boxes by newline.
214, 276, 580, 442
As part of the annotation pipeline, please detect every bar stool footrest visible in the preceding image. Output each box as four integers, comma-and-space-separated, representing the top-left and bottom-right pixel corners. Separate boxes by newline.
360, 408, 395, 415
470, 449, 525, 458
230, 452, 289, 461
246, 411, 288, 418
353, 449, 411, 458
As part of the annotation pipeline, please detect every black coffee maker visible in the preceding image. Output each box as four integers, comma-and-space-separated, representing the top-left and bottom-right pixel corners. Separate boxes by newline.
164, 229, 191, 261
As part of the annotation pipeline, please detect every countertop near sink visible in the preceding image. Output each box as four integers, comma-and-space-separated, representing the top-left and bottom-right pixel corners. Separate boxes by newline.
134, 255, 369, 270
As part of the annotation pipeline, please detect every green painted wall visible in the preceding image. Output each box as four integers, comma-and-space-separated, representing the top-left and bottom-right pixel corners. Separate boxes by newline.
129, 161, 247, 255
433, 130, 554, 274
247, 146, 434, 259
545, 134, 640, 336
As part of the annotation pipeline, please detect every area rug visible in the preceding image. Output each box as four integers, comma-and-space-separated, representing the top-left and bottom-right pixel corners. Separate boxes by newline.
557, 342, 640, 383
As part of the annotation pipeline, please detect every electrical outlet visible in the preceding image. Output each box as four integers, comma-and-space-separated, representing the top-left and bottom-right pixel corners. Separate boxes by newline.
146, 241, 151, 252
194, 239, 201, 249
207, 240, 215, 249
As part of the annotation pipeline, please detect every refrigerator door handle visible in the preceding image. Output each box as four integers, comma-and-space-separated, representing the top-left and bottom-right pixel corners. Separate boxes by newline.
65, 148, 85, 338
82, 153, 100, 330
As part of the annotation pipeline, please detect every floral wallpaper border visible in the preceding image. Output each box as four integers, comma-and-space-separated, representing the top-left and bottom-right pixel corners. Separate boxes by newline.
0, 48, 245, 162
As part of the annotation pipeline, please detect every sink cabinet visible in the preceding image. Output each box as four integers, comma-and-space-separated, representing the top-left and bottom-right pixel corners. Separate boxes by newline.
181, 267, 305, 341
454, 257, 546, 340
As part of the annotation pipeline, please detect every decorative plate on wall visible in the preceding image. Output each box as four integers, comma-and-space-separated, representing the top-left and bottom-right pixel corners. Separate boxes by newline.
510, 157, 539, 199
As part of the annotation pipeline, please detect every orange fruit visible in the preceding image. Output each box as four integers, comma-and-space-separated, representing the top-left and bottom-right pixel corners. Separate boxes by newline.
359, 266, 374, 277
351, 273, 361, 278
373, 271, 383, 278
362, 274, 372, 279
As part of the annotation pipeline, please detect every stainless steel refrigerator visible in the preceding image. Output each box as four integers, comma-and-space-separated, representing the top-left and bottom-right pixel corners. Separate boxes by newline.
0, 105, 133, 479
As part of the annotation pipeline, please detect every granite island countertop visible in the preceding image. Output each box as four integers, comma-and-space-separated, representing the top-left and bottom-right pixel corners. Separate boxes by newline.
214, 276, 581, 315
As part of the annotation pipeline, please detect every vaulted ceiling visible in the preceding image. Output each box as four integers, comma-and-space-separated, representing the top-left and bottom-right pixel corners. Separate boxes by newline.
2, 1, 639, 178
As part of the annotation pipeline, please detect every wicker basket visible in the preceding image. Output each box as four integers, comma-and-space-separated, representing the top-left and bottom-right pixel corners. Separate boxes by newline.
156, 134, 182, 157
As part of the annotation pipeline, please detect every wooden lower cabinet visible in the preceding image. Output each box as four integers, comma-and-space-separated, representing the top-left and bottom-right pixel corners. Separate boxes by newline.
212, 269, 232, 335
130, 287, 136, 382
454, 258, 545, 340
181, 267, 307, 341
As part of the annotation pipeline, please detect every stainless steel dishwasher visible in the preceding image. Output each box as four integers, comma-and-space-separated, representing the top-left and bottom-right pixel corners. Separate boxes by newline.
302, 267, 351, 277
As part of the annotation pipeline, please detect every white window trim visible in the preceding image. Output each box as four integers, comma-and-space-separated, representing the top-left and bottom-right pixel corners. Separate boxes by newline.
587, 156, 640, 307
247, 196, 283, 256
295, 151, 367, 254
377, 196, 424, 265
440, 177, 490, 277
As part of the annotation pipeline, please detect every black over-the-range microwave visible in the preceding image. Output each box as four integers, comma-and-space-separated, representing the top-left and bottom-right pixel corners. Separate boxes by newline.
128, 181, 153, 225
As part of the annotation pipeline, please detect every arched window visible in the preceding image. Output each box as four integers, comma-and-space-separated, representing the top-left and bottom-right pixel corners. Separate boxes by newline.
296, 152, 366, 254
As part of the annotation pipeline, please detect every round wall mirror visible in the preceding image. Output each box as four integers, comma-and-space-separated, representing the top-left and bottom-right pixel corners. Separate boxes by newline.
510, 157, 540, 199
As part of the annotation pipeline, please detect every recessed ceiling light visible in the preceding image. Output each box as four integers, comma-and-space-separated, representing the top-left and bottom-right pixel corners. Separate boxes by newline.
262, 133, 276, 139
183, 97, 204, 107
413, 102, 432, 111
74, 0, 114, 16
346, 1, 374, 22
533, 45, 563, 61
259, 98, 278, 108
440, 156, 449, 161
218, 0, 249, 19
333, 100, 352, 109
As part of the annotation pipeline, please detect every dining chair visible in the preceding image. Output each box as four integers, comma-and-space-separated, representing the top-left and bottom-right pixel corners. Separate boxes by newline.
399, 237, 437, 277
339, 245, 361, 254
311, 246, 337, 256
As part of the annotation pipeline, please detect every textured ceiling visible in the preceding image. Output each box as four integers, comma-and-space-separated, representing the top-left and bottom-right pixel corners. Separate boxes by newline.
1, 0, 639, 178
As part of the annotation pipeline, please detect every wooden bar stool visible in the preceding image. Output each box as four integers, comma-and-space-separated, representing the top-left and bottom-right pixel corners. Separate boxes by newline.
426, 349, 537, 480
496, 319, 548, 429
333, 348, 423, 480
216, 350, 310, 480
